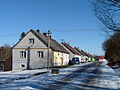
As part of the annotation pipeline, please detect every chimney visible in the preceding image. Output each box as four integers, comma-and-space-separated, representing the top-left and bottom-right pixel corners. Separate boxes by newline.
43, 32, 47, 37
37, 29, 40, 33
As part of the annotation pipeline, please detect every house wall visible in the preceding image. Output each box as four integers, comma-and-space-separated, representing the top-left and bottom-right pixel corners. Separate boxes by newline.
74, 55, 81, 62
53, 51, 69, 66
15, 32, 47, 49
4, 57, 12, 71
0, 57, 12, 71
81, 56, 88, 63
61, 44, 75, 60
63, 53, 69, 65
12, 48, 53, 70
12, 32, 50, 70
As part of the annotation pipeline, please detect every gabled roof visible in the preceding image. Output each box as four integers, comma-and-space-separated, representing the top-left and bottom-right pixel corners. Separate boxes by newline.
97, 56, 105, 59
74, 47, 85, 56
81, 50, 89, 56
80, 50, 93, 57
62, 43, 80, 55
13, 30, 69, 54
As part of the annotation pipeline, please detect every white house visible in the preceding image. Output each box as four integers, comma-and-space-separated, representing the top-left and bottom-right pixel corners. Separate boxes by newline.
74, 47, 86, 62
61, 43, 81, 62
12, 30, 69, 70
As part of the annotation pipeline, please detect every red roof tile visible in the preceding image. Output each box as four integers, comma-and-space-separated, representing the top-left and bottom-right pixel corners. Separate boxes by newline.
62, 43, 80, 55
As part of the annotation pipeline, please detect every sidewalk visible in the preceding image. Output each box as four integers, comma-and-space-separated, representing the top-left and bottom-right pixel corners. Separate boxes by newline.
0, 69, 50, 85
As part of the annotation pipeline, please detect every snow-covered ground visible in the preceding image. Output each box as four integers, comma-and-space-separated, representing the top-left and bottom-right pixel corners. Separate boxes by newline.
0, 62, 120, 90
114, 67, 120, 77
0, 69, 49, 85
61, 61, 120, 90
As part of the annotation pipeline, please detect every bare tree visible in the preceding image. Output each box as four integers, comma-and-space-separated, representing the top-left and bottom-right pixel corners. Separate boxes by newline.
91, 0, 120, 31
0, 44, 12, 61
102, 32, 120, 64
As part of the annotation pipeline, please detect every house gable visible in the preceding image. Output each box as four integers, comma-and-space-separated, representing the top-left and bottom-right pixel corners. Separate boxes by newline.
62, 43, 79, 55
13, 31, 47, 49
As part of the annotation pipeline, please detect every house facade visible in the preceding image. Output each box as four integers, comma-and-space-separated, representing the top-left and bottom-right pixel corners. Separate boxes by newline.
61, 43, 81, 61
12, 30, 69, 70
0, 57, 12, 71
74, 47, 87, 63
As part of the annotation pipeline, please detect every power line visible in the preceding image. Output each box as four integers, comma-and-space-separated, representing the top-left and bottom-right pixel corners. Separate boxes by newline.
52, 29, 103, 32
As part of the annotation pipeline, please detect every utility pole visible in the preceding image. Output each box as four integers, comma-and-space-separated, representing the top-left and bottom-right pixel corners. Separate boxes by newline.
27, 44, 33, 70
27, 46, 30, 70
47, 30, 51, 69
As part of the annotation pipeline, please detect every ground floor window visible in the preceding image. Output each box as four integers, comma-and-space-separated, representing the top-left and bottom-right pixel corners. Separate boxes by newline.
21, 64, 25, 68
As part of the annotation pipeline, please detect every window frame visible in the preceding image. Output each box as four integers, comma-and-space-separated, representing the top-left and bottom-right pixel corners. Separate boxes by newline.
20, 51, 26, 58
37, 51, 44, 58
29, 38, 34, 45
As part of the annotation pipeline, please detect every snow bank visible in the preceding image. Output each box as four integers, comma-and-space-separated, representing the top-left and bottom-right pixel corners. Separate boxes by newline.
114, 68, 120, 77
97, 62, 120, 89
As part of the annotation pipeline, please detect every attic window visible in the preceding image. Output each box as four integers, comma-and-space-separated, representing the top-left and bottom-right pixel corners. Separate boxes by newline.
29, 38, 34, 44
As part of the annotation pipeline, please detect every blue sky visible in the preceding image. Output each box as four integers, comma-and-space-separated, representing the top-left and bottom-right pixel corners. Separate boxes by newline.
0, 0, 106, 55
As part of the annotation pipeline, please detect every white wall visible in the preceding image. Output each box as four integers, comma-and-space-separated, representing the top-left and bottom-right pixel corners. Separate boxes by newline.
53, 52, 69, 66
63, 53, 69, 65
61, 44, 75, 60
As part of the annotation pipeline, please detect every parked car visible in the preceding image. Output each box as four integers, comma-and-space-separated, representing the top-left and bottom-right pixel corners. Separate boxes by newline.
71, 57, 80, 64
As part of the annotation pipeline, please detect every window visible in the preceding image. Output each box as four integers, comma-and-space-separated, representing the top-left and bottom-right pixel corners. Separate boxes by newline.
37, 51, 43, 58
20, 51, 26, 58
21, 64, 25, 67
58, 52, 60, 56
29, 38, 34, 44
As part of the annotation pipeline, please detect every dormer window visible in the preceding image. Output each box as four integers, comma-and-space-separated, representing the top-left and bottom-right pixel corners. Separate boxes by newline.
29, 38, 34, 45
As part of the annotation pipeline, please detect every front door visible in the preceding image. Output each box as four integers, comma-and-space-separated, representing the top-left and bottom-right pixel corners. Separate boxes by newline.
0, 63, 4, 71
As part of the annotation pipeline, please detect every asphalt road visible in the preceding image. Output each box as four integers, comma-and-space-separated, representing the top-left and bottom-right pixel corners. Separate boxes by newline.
0, 61, 119, 90
44, 62, 103, 90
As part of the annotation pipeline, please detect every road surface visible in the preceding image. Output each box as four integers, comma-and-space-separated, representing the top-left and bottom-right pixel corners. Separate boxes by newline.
43, 61, 119, 90
0, 61, 119, 90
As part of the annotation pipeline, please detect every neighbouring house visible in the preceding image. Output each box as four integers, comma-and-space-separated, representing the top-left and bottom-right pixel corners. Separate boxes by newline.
0, 45, 12, 71
12, 30, 69, 70
80, 50, 90, 62
74, 47, 87, 63
0, 57, 12, 71
61, 43, 81, 62
96, 56, 106, 61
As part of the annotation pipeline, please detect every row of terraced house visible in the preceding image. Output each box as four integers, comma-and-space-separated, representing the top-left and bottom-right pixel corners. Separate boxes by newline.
0, 30, 95, 71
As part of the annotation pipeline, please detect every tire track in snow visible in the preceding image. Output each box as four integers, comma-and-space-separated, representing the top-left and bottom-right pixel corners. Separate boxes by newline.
46, 62, 98, 90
